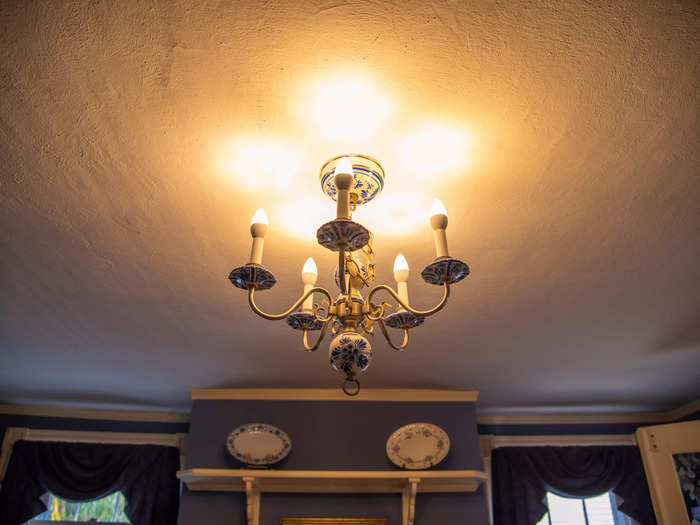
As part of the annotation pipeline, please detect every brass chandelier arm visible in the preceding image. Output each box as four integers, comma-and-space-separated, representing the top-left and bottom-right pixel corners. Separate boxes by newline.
366, 282, 451, 317
248, 285, 334, 321
312, 301, 334, 323
366, 301, 391, 321
376, 319, 410, 350
338, 247, 347, 295
302, 320, 331, 351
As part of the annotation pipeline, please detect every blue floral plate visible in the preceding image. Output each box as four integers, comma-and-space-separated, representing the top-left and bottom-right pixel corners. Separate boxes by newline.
386, 422, 450, 470
226, 423, 292, 466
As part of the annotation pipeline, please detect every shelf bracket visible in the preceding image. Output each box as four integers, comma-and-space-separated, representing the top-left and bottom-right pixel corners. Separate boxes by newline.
402, 477, 420, 525
243, 476, 260, 525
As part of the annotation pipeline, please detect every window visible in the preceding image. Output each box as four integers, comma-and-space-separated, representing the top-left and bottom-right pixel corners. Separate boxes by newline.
535, 491, 636, 525
28, 491, 129, 524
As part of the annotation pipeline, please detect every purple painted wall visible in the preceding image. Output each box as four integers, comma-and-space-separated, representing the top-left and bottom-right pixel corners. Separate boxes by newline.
178, 399, 488, 525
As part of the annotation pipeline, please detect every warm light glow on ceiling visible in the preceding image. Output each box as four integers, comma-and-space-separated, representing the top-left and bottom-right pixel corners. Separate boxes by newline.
301, 72, 395, 142
275, 196, 332, 241
395, 122, 472, 182
215, 70, 475, 242
221, 136, 307, 193
354, 191, 431, 237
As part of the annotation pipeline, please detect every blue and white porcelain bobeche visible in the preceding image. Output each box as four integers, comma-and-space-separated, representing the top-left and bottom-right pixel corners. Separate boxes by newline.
317, 219, 371, 252
420, 258, 470, 285
286, 312, 322, 331
384, 311, 425, 329
229, 264, 277, 291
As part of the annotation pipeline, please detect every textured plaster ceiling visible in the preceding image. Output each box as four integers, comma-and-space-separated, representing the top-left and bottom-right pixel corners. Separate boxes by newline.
1, 0, 699, 413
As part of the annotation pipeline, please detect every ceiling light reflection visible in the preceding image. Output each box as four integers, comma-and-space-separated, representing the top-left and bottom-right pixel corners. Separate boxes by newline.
303, 73, 395, 142
354, 192, 428, 237
276, 197, 330, 240
395, 123, 472, 182
222, 137, 306, 194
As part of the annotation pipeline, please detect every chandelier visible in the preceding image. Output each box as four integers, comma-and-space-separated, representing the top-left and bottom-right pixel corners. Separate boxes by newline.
229, 154, 470, 395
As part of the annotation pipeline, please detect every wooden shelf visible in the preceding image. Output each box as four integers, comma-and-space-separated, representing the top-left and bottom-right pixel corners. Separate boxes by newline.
177, 468, 488, 525
178, 468, 487, 493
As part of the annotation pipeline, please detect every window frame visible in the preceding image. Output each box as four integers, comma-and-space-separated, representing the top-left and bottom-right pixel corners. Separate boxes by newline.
0, 428, 187, 524
479, 434, 638, 525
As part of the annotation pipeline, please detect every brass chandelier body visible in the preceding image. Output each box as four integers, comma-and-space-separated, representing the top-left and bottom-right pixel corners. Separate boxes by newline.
229, 154, 470, 395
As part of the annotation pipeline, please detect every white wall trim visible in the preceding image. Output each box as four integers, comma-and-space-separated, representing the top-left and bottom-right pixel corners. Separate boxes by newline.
478, 433, 637, 525
476, 399, 699, 426
1, 398, 695, 426
0, 403, 190, 423
665, 399, 700, 422
479, 433, 637, 457
0, 428, 187, 487
190, 388, 479, 402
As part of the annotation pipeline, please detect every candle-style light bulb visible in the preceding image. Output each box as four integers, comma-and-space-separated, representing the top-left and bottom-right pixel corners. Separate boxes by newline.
302, 257, 318, 280
430, 198, 448, 219
301, 257, 318, 312
249, 208, 269, 265
429, 198, 449, 259
393, 253, 409, 275
334, 156, 354, 177
393, 253, 410, 311
333, 157, 354, 220
250, 208, 269, 227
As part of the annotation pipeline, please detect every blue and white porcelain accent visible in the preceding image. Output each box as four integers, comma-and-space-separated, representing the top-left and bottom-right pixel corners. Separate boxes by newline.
384, 311, 425, 329
226, 423, 292, 466
328, 332, 373, 375
386, 422, 450, 470
320, 164, 384, 206
317, 219, 370, 252
420, 258, 470, 285
286, 312, 322, 331
229, 264, 277, 291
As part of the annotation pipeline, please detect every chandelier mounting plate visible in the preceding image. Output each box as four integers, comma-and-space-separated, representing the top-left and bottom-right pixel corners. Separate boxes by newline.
319, 154, 385, 207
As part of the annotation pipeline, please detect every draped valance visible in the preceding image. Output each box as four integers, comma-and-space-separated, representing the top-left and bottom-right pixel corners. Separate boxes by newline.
0, 440, 180, 525
491, 445, 656, 525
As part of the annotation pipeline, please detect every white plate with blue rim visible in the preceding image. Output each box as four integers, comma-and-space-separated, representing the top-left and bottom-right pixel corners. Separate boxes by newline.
386, 422, 450, 470
226, 423, 292, 466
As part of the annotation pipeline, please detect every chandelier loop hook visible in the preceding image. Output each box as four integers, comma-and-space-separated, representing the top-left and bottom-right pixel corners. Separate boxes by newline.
342, 374, 360, 396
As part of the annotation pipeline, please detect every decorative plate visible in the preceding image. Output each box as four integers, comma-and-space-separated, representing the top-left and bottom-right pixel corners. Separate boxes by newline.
386, 423, 450, 470
226, 423, 292, 466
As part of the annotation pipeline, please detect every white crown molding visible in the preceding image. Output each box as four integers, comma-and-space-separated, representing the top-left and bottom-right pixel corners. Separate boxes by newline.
189, 388, 480, 402
665, 399, 700, 422
0, 403, 190, 423
476, 399, 700, 426
0, 398, 695, 426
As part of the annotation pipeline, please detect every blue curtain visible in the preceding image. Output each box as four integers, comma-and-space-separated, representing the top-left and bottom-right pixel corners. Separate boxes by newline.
491, 445, 656, 525
0, 440, 180, 525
